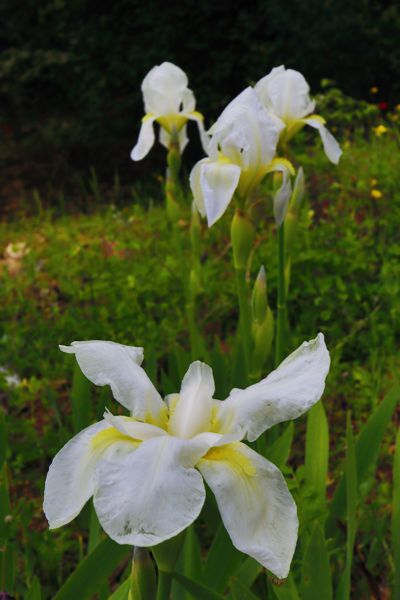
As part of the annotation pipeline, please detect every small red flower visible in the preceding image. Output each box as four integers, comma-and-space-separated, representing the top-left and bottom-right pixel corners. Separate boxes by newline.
378, 102, 388, 111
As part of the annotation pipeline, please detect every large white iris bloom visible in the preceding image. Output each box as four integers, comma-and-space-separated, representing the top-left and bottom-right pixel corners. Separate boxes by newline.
190, 87, 294, 227
254, 66, 342, 164
130, 62, 207, 161
44, 334, 329, 579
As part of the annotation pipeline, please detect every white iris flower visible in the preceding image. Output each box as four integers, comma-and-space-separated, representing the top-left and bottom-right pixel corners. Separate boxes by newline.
130, 62, 207, 161
190, 87, 294, 227
254, 66, 342, 164
44, 334, 329, 580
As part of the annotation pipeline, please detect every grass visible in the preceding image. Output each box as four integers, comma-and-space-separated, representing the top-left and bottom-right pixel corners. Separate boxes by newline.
0, 123, 399, 598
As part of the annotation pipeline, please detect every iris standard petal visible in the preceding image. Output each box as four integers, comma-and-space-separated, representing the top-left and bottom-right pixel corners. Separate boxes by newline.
255, 67, 316, 123
130, 115, 157, 161
217, 333, 330, 441
303, 116, 342, 164
43, 420, 137, 529
93, 435, 208, 546
142, 62, 188, 115
168, 361, 215, 439
198, 442, 298, 579
59, 341, 166, 426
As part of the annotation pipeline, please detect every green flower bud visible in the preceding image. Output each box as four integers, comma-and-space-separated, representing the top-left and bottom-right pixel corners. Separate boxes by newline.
231, 210, 255, 270
285, 168, 305, 256
251, 307, 274, 377
272, 171, 283, 192
251, 265, 268, 324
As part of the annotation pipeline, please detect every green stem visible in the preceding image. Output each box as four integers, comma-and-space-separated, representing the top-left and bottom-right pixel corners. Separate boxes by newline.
235, 267, 252, 381
156, 571, 172, 600
275, 222, 286, 367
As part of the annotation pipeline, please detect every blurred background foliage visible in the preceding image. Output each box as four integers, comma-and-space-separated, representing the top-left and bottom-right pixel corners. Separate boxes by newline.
1, 0, 400, 204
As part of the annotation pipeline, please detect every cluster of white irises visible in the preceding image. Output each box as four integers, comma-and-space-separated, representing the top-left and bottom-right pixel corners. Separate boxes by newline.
44, 62, 340, 582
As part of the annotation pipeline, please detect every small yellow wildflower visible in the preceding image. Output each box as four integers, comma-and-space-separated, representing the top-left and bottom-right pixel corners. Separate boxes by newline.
370, 86, 379, 94
370, 178, 378, 187
373, 124, 388, 137
396, 104, 400, 112
371, 189, 382, 199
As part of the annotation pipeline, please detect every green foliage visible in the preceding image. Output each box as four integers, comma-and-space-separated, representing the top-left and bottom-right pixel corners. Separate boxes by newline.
316, 81, 380, 134
53, 538, 130, 600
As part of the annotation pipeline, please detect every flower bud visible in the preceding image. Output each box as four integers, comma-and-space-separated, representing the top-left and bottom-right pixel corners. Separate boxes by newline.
251, 307, 274, 378
251, 265, 268, 324
231, 210, 255, 270
285, 168, 305, 256
272, 171, 283, 192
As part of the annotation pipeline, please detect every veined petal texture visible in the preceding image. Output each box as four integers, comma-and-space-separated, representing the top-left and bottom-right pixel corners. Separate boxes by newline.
199, 442, 298, 579
93, 435, 209, 546
59, 341, 166, 426
217, 333, 330, 441
44, 420, 137, 529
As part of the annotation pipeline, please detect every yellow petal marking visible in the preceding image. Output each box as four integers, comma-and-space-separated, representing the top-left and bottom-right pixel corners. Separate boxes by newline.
201, 442, 256, 477
91, 427, 139, 453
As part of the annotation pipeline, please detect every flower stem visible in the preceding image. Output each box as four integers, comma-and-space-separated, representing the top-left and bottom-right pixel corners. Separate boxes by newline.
275, 222, 286, 367
235, 267, 252, 381
156, 571, 172, 600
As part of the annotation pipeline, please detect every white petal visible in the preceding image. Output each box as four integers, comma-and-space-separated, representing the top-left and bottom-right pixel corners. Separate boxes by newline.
218, 333, 330, 441
178, 125, 189, 153
130, 115, 157, 161
266, 160, 294, 225
189, 158, 209, 218
94, 435, 207, 546
158, 126, 170, 149
273, 172, 292, 225
199, 160, 241, 227
209, 87, 284, 175
255, 67, 315, 123
182, 88, 196, 113
304, 117, 342, 164
142, 62, 188, 115
168, 362, 215, 439
60, 341, 166, 426
186, 112, 210, 154
43, 420, 137, 529
159, 125, 188, 153
198, 442, 298, 579
103, 411, 167, 440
